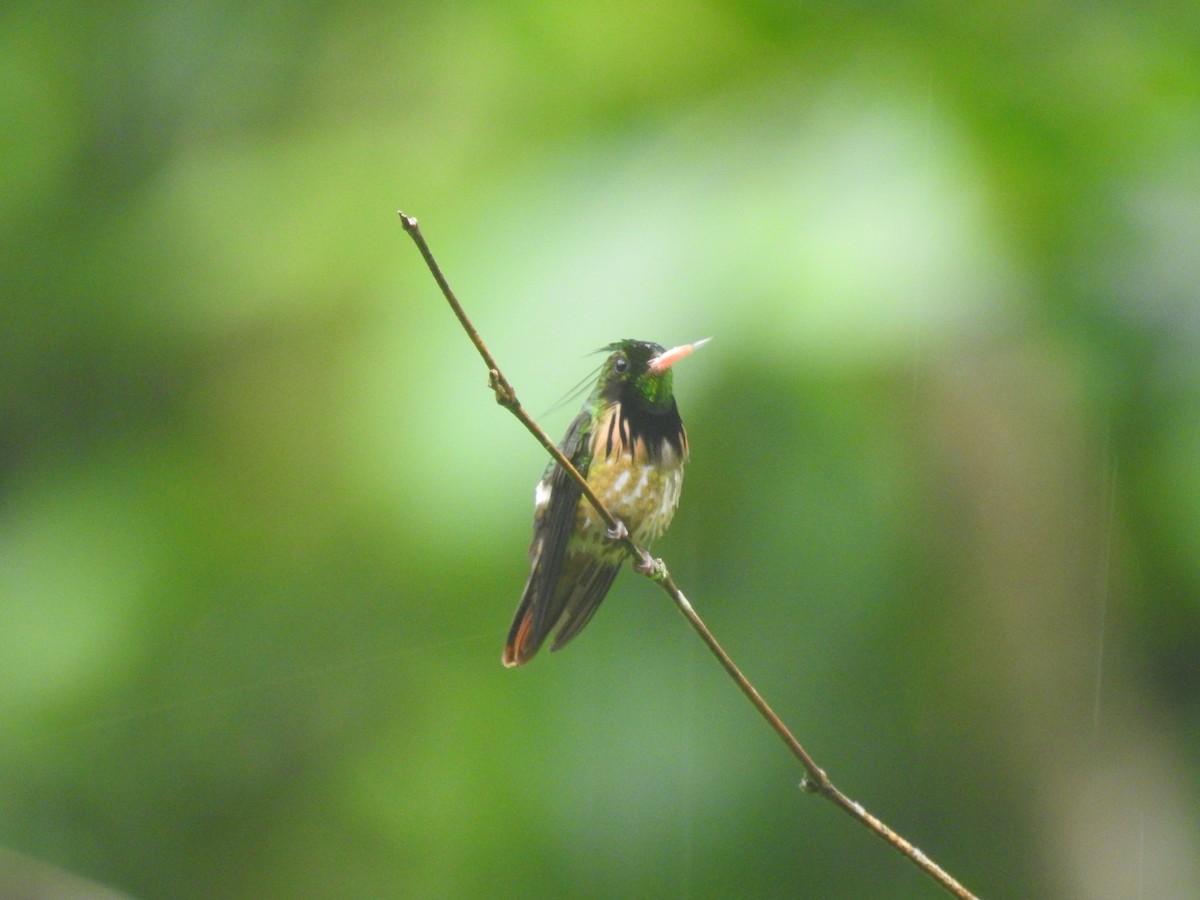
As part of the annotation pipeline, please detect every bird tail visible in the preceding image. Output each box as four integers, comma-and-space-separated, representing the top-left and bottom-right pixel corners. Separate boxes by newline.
503, 554, 620, 667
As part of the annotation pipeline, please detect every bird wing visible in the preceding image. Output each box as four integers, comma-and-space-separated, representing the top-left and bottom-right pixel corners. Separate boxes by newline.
547, 555, 621, 653
503, 408, 593, 667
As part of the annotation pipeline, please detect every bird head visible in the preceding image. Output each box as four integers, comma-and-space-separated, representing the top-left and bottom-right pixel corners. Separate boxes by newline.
596, 338, 709, 413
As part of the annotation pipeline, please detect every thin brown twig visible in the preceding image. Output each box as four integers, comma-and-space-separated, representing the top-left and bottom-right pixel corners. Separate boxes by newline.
398, 211, 979, 900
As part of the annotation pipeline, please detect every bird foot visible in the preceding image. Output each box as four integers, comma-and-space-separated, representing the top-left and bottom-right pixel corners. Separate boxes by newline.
606, 519, 657, 574
633, 549, 658, 575
605, 519, 629, 542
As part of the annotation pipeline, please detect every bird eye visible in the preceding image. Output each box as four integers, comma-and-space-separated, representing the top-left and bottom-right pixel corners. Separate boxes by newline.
614, 356, 628, 374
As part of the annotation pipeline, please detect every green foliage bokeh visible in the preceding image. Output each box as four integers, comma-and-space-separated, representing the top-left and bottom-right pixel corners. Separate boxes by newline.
3, 2, 1200, 897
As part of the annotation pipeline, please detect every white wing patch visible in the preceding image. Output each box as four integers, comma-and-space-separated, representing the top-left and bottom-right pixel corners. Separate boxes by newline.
533, 478, 552, 512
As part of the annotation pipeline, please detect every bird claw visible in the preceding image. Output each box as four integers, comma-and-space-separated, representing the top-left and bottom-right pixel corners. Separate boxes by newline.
605, 519, 629, 542
633, 550, 658, 575
606, 519, 657, 575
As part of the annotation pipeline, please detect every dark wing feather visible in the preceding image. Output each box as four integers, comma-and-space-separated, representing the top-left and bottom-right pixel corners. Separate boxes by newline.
502, 409, 593, 667
548, 558, 620, 653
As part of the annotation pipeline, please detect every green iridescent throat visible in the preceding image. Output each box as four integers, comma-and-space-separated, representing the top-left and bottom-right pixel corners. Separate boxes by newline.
638, 368, 673, 408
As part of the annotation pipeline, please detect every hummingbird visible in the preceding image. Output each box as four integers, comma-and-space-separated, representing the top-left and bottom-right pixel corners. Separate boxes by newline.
503, 338, 707, 667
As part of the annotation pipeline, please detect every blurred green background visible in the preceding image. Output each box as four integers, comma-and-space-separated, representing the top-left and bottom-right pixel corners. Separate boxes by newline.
3, 2, 1200, 897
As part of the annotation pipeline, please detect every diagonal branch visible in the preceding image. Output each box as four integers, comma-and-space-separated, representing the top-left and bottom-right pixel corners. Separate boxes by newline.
398, 211, 978, 900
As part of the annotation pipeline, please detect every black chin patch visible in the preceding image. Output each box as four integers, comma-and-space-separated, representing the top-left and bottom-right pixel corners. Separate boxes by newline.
619, 400, 686, 463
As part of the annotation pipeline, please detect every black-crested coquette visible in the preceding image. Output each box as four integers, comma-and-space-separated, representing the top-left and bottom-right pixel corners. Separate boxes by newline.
504, 338, 707, 667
